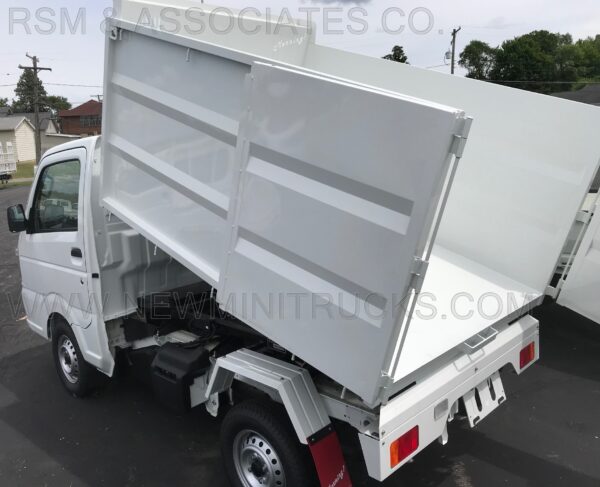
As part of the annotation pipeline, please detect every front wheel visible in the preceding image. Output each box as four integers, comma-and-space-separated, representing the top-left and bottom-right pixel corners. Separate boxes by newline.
52, 319, 106, 397
221, 399, 319, 487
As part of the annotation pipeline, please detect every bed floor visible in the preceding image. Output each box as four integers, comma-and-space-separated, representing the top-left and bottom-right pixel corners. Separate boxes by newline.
393, 245, 541, 380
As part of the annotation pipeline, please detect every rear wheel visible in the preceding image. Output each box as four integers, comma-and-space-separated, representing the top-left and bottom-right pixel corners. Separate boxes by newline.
221, 399, 318, 487
52, 319, 106, 397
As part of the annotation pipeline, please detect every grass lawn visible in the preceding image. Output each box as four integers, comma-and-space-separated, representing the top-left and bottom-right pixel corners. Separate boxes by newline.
14, 161, 36, 180
0, 161, 35, 190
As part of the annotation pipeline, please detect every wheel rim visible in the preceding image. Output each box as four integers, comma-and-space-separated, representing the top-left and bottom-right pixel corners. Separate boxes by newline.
58, 335, 80, 384
232, 430, 286, 487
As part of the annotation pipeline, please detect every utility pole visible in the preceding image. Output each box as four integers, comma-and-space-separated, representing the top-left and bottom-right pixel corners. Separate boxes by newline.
19, 54, 51, 163
90, 94, 103, 102
450, 27, 462, 75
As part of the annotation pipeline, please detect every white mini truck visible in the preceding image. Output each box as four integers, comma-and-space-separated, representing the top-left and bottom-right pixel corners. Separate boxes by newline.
7, 2, 600, 486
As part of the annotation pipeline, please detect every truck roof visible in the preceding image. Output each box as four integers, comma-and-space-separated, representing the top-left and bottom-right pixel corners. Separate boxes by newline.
42, 136, 100, 161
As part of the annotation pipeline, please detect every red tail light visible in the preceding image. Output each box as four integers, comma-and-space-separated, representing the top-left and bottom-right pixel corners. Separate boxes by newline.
520, 342, 536, 369
390, 426, 419, 468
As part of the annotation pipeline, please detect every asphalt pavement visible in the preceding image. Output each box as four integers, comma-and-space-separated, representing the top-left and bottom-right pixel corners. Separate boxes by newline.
0, 184, 599, 487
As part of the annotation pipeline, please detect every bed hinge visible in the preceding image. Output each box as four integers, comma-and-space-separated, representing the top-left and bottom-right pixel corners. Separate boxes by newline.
380, 371, 393, 388
451, 116, 473, 158
410, 257, 429, 294
378, 372, 394, 405
450, 134, 468, 158
576, 210, 592, 224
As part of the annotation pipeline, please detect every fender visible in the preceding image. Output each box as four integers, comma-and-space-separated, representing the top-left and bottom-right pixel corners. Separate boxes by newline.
21, 289, 92, 339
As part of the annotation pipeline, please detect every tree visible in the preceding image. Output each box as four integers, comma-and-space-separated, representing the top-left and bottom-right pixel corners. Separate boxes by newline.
459, 30, 596, 94
0, 98, 9, 108
459, 41, 498, 80
12, 68, 47, 113
491, 31, 578, 93
383, 46, 409, 64
575, 35, 600, 80
45, 95, 71, 112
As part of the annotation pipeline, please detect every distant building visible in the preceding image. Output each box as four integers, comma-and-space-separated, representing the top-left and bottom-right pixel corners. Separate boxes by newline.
0, 111, 80, 156
59, 100, 103, 136
0, 116, 35, 163
11, 112, 74, 154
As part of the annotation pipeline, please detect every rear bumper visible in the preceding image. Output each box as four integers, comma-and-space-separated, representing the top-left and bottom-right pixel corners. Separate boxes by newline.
359, 314, 539, 481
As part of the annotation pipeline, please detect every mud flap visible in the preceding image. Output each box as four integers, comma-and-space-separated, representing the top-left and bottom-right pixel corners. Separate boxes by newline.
308, 425, 352, 487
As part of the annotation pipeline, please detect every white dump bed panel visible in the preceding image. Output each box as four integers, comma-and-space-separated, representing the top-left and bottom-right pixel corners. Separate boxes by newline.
99, 13, 469, 404
305, 45, 600, 296
101, 31, 243, 285
304, 44, 600, 382
220, 63, 468, 405
101, 3, 313, 288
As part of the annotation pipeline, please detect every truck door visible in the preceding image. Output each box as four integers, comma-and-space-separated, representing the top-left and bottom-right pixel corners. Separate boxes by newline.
557, 199, 600, 324
19, 147, 90, 335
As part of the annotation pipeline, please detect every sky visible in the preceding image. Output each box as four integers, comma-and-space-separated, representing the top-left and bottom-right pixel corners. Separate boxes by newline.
1, 0, 599, 106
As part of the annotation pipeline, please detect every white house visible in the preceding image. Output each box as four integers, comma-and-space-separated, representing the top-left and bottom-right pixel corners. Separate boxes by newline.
0, 116, 35, 163
11, 112, 79, 154
0, 112, 81, 163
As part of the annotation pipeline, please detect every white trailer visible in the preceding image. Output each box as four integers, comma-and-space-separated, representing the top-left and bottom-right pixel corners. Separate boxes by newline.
0, 141, 17, 183
7, 2, 600, 486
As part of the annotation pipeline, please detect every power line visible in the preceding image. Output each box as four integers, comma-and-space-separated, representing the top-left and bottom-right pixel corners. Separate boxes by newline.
425, 63, 449, 70
46, 83, 103, 88
0, 82, 102, 88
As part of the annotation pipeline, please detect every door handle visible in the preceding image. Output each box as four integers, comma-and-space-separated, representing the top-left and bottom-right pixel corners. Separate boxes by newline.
71, 247, 83, 258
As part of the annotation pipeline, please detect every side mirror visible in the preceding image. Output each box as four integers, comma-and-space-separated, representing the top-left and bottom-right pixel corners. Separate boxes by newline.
7, 204, 27, 233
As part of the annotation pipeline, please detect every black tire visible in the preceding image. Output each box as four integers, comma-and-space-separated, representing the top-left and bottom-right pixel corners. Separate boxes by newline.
51, 319, 106, 397
221, 398, 319, 487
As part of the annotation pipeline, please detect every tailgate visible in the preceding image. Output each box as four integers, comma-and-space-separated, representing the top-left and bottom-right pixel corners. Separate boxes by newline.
359, 315, 539, 481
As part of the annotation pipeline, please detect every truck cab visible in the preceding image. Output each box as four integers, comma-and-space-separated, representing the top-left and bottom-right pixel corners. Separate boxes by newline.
7, 139, 116, 388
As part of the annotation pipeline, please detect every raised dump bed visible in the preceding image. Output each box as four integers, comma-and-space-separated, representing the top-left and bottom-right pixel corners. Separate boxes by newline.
99, 1, 600, 407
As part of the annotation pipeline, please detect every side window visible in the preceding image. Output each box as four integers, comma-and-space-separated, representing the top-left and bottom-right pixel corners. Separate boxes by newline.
31, 160, 81, 233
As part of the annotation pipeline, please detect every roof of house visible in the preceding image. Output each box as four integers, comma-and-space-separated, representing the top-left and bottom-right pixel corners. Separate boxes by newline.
11, 111, 56, 131
552, 84, 600, 106
0, 116, 34, 132
59, 100, 103, 118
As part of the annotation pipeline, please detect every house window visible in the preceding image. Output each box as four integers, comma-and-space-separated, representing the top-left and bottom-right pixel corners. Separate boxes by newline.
80, 115, 101, 128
